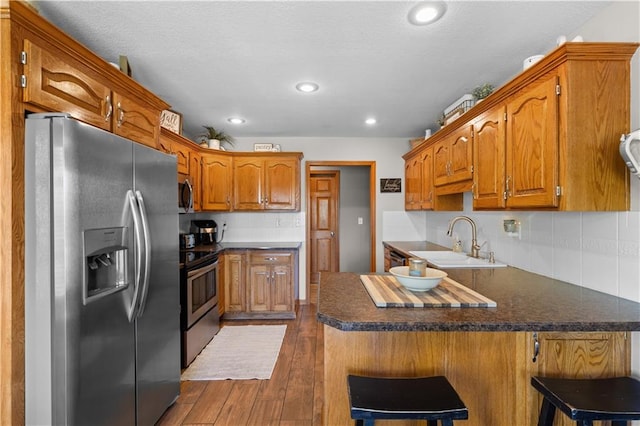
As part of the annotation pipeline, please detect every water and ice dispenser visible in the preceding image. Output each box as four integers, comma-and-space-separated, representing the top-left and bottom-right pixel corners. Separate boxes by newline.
83, 227, 129, 304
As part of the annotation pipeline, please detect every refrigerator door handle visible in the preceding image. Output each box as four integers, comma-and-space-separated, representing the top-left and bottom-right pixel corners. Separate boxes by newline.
135, 190, 151, 317
127, 190, 143, 322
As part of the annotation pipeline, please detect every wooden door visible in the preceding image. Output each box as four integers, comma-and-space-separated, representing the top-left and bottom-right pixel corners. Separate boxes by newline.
22, 39, 111, 131
201, 153, 232, 211
264, 157, 299, 210
189, 151, 201, 211
420, 147, 434, 210
309, 172, 339, 284
404, 155, 421, 210
473, 106, 506, 209
233, 157, 264, 210
448, 125, 473, 184
506, 75, 559, 208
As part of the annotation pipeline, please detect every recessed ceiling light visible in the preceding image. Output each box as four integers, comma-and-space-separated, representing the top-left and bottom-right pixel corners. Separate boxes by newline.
408, 1, 446, 25
365, 118, 377, 125
295, 82, 319, 93
227, 117, 245, 124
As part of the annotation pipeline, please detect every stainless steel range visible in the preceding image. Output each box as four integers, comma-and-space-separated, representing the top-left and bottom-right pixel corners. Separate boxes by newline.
180, 249, 220, 367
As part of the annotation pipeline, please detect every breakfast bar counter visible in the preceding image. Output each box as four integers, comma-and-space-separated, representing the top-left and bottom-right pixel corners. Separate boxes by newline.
317, 268, 640, 425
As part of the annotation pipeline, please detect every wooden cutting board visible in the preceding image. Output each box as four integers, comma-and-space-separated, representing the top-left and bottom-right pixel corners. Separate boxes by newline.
360, 274, 497, 308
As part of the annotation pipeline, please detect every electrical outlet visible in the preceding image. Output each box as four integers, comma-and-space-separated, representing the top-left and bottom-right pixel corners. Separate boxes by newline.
357, 217, 363, 225
295, 217, 301, 227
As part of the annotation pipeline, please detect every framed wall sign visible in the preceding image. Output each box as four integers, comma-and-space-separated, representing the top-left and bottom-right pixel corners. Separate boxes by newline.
380, 178, 401, 193
160, 110, 183, 135
254, 143, 274, 152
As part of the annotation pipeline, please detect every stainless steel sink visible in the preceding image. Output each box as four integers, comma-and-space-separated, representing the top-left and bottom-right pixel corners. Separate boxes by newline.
409, 250, 507, 269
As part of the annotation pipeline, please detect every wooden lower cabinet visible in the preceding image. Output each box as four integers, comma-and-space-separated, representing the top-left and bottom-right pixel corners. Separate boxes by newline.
223, 249, 297, 319
222, 252, 247, 314
323, 329, 629, 426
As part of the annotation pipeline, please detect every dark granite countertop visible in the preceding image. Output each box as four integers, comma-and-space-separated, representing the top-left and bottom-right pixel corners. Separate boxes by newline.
318, 241, 640, 332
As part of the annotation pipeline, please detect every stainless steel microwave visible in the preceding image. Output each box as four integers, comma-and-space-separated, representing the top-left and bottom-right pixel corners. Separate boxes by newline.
178, 175, 193, 213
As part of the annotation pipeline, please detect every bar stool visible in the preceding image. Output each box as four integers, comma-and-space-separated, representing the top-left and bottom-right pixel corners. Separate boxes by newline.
347, 375, 468, 426
531, 376, 640, 426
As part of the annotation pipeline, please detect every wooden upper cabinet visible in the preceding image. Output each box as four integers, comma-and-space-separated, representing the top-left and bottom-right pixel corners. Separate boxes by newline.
404, 154, 422, 210
433, 125, 473, 187
473, 106, 506, 209
21, 37, 167, 149
407, 42, 638, 211
111, 92, 159, 148
505, 75, 559, 208
405, 146, 435, 210
159, 128, 193, 175
233, 154, 301, 211
201, 152, 233, 211
22, 39, 111, 131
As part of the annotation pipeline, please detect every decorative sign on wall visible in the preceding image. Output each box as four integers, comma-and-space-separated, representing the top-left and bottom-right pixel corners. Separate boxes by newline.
160, 110, 183, 135
380, 178, 401, 193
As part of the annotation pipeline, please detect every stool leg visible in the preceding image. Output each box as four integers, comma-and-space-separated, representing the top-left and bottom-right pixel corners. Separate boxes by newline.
364, 420, 375, 426
440, 420, 454, 426
611, 422, 628, 426
427, 421, 439, 426
576, 421, 593, 426
537, 398, 556, 426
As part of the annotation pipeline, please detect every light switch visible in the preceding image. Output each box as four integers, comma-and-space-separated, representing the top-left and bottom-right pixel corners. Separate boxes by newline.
357, 217, 363, 225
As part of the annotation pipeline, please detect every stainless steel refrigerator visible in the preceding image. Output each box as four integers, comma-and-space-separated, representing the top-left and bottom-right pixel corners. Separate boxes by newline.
24, 113, 180, 425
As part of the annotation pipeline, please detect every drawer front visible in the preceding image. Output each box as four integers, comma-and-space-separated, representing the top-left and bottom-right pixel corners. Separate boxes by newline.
249, 252, 292, 265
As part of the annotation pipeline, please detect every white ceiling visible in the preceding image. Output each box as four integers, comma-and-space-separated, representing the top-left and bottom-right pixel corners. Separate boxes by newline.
34, 1, 610, 140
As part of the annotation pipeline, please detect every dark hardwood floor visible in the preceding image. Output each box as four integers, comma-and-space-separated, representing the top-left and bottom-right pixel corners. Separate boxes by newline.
156, 299, 324, 426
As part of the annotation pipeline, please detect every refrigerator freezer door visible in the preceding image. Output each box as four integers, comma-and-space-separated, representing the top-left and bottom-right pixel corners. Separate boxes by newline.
133, 144, 180, 425
26, 116, 137, 425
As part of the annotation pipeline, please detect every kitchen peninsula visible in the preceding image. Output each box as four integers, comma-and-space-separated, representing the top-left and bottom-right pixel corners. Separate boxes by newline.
318, 243, 640, 425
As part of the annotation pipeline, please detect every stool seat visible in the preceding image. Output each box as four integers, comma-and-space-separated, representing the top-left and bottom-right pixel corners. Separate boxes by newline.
347, 375, 468, 426
531, 376, 640, 426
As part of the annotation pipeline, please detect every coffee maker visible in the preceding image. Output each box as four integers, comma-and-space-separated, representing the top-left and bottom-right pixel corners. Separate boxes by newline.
191, 220, 218, 245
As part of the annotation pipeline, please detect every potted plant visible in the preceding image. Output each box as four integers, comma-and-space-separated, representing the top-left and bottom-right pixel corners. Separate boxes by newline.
472, 83, 494, 102
198, 125, 235, 150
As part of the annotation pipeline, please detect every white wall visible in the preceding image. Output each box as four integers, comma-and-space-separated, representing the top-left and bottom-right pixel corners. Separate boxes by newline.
423, 1, 640, 380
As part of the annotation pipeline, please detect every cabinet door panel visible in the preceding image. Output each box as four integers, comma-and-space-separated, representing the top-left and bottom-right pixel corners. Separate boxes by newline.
233, 159, 263, 210
420, 147, 434, 210
172, 143, 190, 175
202, 154, 232, 211
473, 107, 506, 209
404, 156, 421, 210
527, 332, 630, 426
23, 39, 111, 131
506, 76, 558, 208
248, 265, 270, 312
270, 265, 292, 312
433, 141, 450, 186
224, 254, 246, 312
113, 93, 159, 149
265, 158, 299, 210
448, 126, 473, 183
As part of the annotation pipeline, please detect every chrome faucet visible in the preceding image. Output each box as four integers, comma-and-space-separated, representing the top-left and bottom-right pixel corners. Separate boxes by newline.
447, 216, 481, 258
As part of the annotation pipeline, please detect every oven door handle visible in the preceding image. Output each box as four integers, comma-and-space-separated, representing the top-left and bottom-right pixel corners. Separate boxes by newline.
134, 190, 151, 318
187, 260, 218, 278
